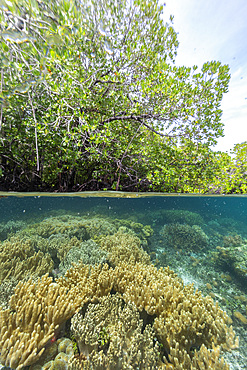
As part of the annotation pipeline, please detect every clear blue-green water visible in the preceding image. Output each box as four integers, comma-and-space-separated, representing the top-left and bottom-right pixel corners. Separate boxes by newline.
0, 193, 247, 369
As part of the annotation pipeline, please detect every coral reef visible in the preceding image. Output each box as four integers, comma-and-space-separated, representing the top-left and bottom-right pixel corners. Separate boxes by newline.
21, 215, 117, 240
70, 293, 160, 369
0, 259, 238, 369
0, 220, 26, 241
0, 236, 54, 284
113, 262, 237, 368
30, 337, 74, 370
0, 264, 116, 370
99, 231, 151, 267
212, 242, 247, 283
44, 234, 81, 262
64, 262, 237, 368
9, 216, 154, 274
147, 209, 204, 227
17, 215, 119, 265
0, 274, 77, 369
188, 343, 230, 370
21, 216, 88, 240
59, 239, 108, 276
111, 219, 153, 247
15, 232, 81, 264
160, 223, 208, 251
223, 233, 244, 248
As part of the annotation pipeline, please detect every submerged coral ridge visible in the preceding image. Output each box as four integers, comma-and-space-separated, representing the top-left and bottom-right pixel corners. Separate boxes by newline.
0, 260, 238, 369
0, 212, 242, 369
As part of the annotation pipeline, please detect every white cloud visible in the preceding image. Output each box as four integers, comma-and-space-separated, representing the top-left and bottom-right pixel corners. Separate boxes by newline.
163, 0, 247, 152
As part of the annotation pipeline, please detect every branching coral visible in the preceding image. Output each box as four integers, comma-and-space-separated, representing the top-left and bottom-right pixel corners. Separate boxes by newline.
70, 293, 160, 369
99, 231, 151, 267
0, 236, 54, 284
0, 274, 76, 369
0, 261, 238, 369
61, 262, 237, 368
111, 219, 154, 247
21, 216, 88, 240
21, 215, 117, 240
16, 232, 81, 264
57, 263, 115, 302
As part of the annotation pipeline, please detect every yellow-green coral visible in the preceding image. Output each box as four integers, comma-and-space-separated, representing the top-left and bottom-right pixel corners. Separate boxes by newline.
0, 261, 238, 369
21, 215, 117, 240
0, 236, 54, 284
0, 274, 75, 369
111, 219, 153, 246
99, 231, 151, 266
70, 293, 160, 369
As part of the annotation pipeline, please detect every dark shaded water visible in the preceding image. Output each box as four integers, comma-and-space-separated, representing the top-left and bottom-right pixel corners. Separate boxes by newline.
0, 193, 247, 369
1, 193, 247, 223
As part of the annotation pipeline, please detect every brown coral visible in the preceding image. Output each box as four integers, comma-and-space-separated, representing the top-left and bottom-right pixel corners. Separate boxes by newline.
0, 236, 54, 284
70, 293, 160, 369
61, 261, 237, 368
0, 261, 238, 369
0, 274, 75, 369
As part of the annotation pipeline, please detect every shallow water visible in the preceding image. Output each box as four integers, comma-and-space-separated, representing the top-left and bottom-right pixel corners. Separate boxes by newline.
0, 192, 247, 369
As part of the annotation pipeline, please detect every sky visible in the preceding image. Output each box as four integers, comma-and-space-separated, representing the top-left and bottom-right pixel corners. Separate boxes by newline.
163, 0, 247, 153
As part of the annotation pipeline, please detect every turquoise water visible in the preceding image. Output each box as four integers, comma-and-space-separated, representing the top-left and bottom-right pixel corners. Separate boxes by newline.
0, 193, 247, 369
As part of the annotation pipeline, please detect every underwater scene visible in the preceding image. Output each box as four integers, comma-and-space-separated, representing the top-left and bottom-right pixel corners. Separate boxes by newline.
0, 193, 247, 370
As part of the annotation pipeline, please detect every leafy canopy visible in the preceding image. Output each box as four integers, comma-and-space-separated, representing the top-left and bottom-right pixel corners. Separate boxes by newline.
0, 0, 233, 192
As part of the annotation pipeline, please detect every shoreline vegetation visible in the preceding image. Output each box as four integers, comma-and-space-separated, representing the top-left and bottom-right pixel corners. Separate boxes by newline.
0, 0, 246, 194
1, 141, 247, 193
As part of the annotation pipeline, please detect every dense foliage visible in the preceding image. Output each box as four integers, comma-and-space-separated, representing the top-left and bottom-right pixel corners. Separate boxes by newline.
0, 0, 246, 192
